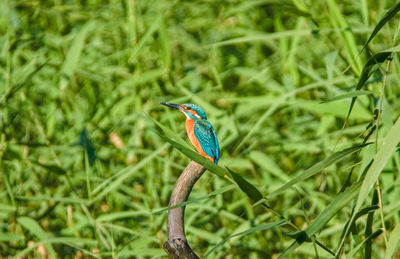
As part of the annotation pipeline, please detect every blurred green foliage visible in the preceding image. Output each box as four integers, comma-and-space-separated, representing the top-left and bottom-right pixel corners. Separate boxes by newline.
1, 0, 400, 258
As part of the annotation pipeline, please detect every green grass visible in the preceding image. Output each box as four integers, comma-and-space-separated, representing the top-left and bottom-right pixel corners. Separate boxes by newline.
1, 0, 400, 258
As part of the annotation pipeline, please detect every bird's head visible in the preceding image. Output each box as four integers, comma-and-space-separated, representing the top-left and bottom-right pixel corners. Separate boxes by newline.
161, 102, 207, 120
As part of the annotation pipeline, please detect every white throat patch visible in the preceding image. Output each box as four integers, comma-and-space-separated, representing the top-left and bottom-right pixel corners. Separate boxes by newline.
181, 111, 190, 119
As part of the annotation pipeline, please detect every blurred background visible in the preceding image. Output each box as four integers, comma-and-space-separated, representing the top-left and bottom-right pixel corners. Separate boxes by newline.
1, 0, 400, 258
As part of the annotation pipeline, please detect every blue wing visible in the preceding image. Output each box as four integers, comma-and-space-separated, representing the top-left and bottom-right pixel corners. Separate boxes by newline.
194, 120, 220, 163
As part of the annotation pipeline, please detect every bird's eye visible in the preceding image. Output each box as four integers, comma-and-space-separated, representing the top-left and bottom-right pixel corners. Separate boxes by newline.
186, 107, 191, 110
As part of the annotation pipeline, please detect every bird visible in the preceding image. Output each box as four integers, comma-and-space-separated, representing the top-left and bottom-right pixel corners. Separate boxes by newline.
160, 102, 220, 164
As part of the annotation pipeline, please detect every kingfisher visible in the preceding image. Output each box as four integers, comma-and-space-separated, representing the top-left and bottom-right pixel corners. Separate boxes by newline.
160, 102, 220, 164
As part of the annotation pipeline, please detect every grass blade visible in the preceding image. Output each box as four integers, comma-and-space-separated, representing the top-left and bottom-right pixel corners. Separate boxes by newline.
264, 144, 369, 200
354, 116, 400, 214
17, 216, 57, 258
345, 51, 391, 122
61, 22, 95, 78
327, 0, 362, 74
279, 181, 362, 258
207, 220, 286, 256
150, 115, 191, 149
0, 232, 24, 242
12, 237, 98, 259
228, 167, 263, 203
347, 229, 383, 258
152, 185, 236, 214
322, 90, 372, 103
365, 191, 379, 258
362, 3, 400, 51
91, 144, 166, 203
385, 223, 400, 259
129, 15, 162, 63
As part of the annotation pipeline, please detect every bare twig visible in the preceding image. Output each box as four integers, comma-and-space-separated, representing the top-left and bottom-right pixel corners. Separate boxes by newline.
163, 161, 207, 259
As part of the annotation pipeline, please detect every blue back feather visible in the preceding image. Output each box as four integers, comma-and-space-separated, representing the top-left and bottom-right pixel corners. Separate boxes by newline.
193, 119, 220, 164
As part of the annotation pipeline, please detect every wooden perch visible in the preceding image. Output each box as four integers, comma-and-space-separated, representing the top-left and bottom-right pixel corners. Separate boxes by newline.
163, 161, 207, 259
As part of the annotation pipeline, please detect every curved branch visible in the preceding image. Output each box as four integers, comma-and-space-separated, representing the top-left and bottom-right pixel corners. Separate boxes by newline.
163, 161, 207, 259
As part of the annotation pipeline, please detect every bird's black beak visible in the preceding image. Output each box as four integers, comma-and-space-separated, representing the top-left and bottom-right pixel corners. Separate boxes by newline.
160, 102, 183, 111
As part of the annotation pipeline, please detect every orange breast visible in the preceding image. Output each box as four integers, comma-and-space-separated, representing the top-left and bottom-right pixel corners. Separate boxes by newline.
185, 119, 214, 162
